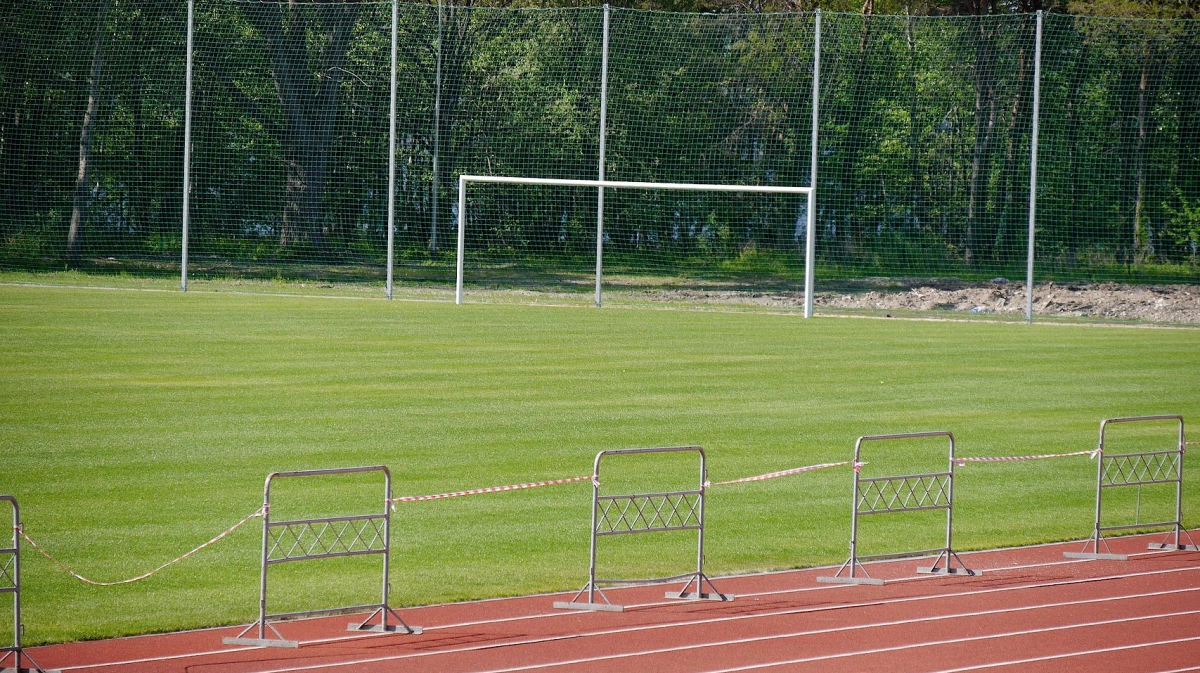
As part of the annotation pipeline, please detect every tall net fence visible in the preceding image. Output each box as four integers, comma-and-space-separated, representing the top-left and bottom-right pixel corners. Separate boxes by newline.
1, 3, 1198, 311
1038, 14, 1200, 283
189, 0, 393, 280
819, 13, 1038, 281
0, 0, 187, 272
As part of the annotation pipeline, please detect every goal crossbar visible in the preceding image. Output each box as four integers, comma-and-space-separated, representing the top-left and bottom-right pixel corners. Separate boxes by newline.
455, 175, 817, 310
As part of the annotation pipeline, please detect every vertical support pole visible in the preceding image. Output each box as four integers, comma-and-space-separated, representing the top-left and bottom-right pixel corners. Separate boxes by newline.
380, 471, 392, 631
386, 0, 398, 300
181, 0, 194, 293
1091, 423, 1105, 552
847, 437, 861, 578
804, 10, 821, 319
1175, 419, 1185, 548
945, 434, 956, 557
455, 175, 466, 304
10, 498, 20, 668
696, 451, 706, 583
595, 5, 610, 309
257, 484, 270, 642
431, 0, 444, 255
1026, 10, 1043, 324
587, 464, 599, 604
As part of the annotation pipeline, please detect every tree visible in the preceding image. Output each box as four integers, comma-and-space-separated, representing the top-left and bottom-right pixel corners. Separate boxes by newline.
241, 0, 362, 252
67, 0, 110, 266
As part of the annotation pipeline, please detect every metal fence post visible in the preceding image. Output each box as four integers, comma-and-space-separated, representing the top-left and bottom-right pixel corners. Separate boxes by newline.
181, 0, 194, 293
805, 10, 821, 320
1026, 10, 1042, 324
386, 0, 398, 299
431, 0, 444, 255
595, 5, 610, 309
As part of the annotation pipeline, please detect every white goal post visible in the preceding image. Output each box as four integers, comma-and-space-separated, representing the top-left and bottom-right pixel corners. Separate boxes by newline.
455, 175, 817, 316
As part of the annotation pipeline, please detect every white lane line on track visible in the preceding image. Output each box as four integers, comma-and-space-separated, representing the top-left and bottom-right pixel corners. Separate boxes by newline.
694, 610, 1200, 673
240, 568, 1200, 673
923, 635, 1200, 673
458, 587, 1200, 671
50, 549, 1191, 671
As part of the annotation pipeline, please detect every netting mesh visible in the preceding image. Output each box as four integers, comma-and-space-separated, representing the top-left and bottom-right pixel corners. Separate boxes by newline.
0, 0, 187, 272
819, 13, 1037, 281
190, 0, 392, 278
1, 4, 1198, 309
446, 6, 604, 297
1038, 14, 1200, 282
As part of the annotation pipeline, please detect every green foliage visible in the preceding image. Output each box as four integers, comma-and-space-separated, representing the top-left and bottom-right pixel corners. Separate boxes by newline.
1, 3, 1197, 287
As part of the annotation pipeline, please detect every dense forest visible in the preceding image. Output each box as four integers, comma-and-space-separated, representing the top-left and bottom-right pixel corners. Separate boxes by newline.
0, 0, 1197, 287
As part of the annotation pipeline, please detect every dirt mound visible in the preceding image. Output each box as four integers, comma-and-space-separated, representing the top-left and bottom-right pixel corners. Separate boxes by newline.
819, 280, 1200, 323
633, 280, 1200, 324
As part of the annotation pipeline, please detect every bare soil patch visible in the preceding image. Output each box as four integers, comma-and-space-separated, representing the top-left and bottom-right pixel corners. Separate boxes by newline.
631, 279, 1200, 324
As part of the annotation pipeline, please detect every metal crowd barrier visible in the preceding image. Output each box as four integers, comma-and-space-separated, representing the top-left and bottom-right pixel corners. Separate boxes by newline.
1065, 415, 1197, 561
223, 467, 420, 648
1, 496, 49, 673
554, 447, 731, 612
818, 432, 973, 585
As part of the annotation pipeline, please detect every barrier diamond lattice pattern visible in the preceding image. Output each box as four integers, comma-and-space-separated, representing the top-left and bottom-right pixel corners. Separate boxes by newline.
1103, 452, 1180, 487
0, 554, 14, 590
596, 493, 702, 534
268, 516, 387, 562
857, 474, 951, 514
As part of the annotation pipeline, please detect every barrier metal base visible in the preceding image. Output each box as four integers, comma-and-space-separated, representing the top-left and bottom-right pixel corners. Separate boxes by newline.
348, 607, 422, 635
666, 591, 733, 601
916, 566, 976, 576
1063, 551, 1128, 561
347, 622, 424, 635
815, 575, 885, 586
1147, 543, 1200, 551
223, 636, 299, 649
552, 600, 623, 612
1, 650, 56, 673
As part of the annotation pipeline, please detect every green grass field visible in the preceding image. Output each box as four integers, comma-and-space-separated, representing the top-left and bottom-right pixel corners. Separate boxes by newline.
1, 282, 1198, 645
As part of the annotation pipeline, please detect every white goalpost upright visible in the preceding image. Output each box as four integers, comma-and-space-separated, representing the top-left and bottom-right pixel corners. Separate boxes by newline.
454, 175, 816, 309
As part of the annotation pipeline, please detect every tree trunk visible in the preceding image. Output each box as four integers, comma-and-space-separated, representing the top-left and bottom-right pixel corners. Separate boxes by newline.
965, 17, 997, 267
1132, 60, 1150, 264
430, 4, 476, 254
906, 12, 922, 231
1178, 35, 1200, 206
996, 25, 1030, 261
67, 0, 110, 266
840, 5, 875, 252
243, 1, 361, 254
1063, 40, 1089, 267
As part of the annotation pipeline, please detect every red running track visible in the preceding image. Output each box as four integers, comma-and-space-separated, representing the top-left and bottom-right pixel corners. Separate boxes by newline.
26, 531, 1200, 673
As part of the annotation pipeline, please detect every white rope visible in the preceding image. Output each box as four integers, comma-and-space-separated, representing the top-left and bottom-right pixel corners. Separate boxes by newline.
18, 508, 263, 586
